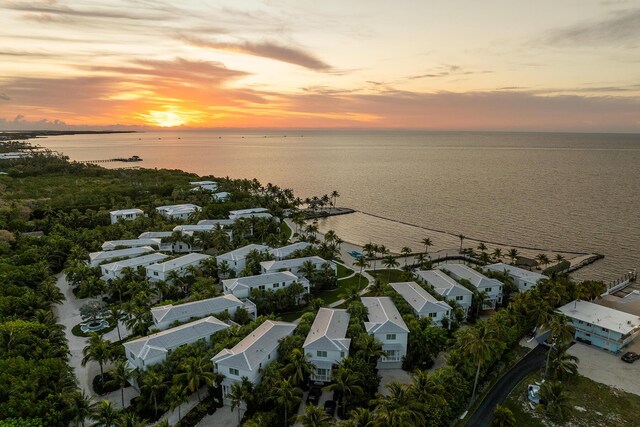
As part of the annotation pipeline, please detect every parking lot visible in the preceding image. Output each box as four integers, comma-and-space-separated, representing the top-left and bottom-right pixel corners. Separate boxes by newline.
568, 342, 640, 396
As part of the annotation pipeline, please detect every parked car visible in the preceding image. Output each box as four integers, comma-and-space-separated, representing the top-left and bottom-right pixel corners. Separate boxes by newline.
306, 387, 322, 405
622, 351, 640, 363
323, 400, 336, 416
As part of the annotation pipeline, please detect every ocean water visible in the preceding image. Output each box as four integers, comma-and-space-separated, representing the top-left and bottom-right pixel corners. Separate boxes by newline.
36, 130, 640, 282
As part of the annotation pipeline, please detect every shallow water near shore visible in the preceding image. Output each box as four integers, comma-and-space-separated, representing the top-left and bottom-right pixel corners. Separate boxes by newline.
37, 129, 640, 281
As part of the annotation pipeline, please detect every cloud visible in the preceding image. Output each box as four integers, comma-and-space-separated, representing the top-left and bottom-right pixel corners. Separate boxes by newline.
407, 65, 492, 80
6, 0, 170, 21
178, 34, 332, 71
0, 93, 10, 100
545, 8, 640, 47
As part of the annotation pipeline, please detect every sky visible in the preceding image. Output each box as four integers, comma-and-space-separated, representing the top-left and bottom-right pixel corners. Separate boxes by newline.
0, 0, 639, 131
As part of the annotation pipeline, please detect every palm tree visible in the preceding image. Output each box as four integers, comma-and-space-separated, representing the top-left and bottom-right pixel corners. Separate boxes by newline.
167, 383, 188, 422
90, 400, 119, 427
71, 390, 93, 427
410, 369, 445, 407
141, 370, 166, 416
492, 248, 503, 261
477, 242, 487, 252
400, 247, 412, 266
297, 403, 332, 427
546, 314, 575, 346
331, 190, 340, 208
109, 360, 134, 407
507, 248, 519, 264
269, 377, 302, 426
115, 413, 145, 427
82, 334, 112, 383
371, 382, 425, 426
368, 278, 386, 296
174, 357, 215, 402
491, 405, 516, 427
458, 234, 466, 252
536, 253, 551, 270
343, 407, 375, 427
555, 254, 565, 262
382, 256, 399, 283
421, 237, 433, 255
339, 285, 362, 305
354, 334, 385, 365
540, 381, 572, 421
106, 305, 125, 341
325, 364, 363, 413
548, 344, 579, 381
228, 382, 247, 426
474, 290, 489, 317
459, 322, 501, 402
283, 348, 316, 387
353, 257, 369, 289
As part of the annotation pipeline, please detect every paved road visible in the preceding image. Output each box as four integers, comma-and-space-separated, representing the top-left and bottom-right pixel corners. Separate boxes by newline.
465, 345, 548, 427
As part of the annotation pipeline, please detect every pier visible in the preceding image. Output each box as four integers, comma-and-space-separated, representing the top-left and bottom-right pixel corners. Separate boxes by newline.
82, 155, 142, 164
304, 207, 355, 219
603, 269, 638, 297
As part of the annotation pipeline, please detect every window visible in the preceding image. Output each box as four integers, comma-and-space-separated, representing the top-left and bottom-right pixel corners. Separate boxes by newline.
340, 352, 345, 358
154, 272, 158, 276
456, 295, 464, 301
428, 313, 437, 318
229, 368, 239, 376
259, 285, 266, 291
317, 368, 328, 377
386, 334, 396, 340
274, 283, 280, 288
486, 287, 492, 293
317, 350, 327, 358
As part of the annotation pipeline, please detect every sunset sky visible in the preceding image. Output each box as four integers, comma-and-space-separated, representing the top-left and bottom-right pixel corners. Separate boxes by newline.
0, 0, 639, 131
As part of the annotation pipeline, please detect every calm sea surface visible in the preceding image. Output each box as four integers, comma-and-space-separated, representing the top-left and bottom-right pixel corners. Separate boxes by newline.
37, 130, 640, 282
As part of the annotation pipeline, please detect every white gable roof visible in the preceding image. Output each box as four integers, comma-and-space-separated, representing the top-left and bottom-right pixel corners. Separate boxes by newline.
124, 317, 229, 362
211, 320, 296, 371
269, 242, 312, 259
228, 208, 269, 216
152, 294, 244, 326
415, 270, 473, 298
101, 238, 161, 251
222, 271, 299, 292
260, 256, 327, 271
138, 231, 173, 239
89, 246, 155, 264
361, 297, 409, 334
485, 263, 548, 282
197, 219, 235, 226
146, 253, 211, 273
303, 308, 351, 352
110, 208, 143, 216
559, 300, 640, 335
217, 244, 271, 262
443, 264, 504, 289
390, 282, 452, 314
156, 204, 201, 216
101, 253, 169, 273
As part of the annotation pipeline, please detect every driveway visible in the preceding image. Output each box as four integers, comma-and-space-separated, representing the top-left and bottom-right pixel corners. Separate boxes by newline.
378, 369, 412, 396
465, 345, 547, 427
567, 342, 640, 396
197, 405, 242, 427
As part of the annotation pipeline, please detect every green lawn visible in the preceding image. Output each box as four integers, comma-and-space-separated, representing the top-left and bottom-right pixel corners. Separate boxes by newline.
503, 372, 640, 427
278, 310, 306, 322
337, 263, 354, 279
317, 273, 367, 304
369, 268, 410, 284
281, 221, 293, 239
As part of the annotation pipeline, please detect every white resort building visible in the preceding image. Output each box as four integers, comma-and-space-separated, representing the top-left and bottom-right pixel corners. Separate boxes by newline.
558, 299, 640, 353
268, 242, 312, 260
303, 308, 351, 383
260, 256, 334, 276
361, 297, 409, 369
155, 204, 201, 220
110, 208, 144, 224
190, 180, 218, 192
100, 252, 169, 281
212, 320, 296, 406
415, 270, 474, 316
124, 317, 229, 371
485, 263, 548, 292
228, 208, 270, 220
197, 219, 235, 227
101, 238, 161, 251
88, 246, 155, 268
442, 264, 504, 309
390, 282, 452, 326
222, 271, 309, 299
151, 294, 255, 330
216, 244, 271, 275
146, 253, 211, 282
